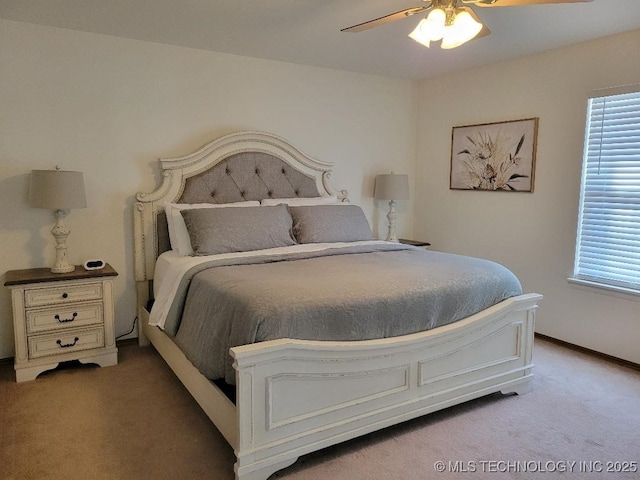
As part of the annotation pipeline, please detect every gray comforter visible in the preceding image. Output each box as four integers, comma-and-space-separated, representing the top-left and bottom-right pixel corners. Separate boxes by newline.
171, 244, 522, 384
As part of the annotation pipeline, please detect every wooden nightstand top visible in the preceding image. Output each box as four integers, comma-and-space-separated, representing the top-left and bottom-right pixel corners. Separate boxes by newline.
4, 264, 118, 287
398, 239, 431, 247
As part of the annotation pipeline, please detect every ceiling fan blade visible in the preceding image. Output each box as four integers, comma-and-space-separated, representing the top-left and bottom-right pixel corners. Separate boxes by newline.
462, 0, 592, 7
341, 6, 430, 33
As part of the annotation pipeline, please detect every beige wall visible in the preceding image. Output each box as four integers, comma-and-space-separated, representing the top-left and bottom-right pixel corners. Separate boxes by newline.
2, 18, 639, 365
415, 29, 640, 364
0, 20, 417, 358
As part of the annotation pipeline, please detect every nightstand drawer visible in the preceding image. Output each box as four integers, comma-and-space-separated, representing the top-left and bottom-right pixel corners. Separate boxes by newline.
26, 302, 104, 334
28, 327, 105, 359
25, 282, 103, 308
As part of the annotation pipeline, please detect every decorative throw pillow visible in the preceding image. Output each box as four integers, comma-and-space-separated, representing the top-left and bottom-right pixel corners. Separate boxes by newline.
165, 201, 260, 256
181, 204, 296, 255
289, 205, 374, 244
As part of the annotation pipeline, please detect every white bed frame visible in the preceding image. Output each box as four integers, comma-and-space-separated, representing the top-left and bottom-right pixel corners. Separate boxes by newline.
134, 131, 542, 480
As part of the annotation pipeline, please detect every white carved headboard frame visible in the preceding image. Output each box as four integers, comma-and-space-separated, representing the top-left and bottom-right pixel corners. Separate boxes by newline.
133, 131, 347, 292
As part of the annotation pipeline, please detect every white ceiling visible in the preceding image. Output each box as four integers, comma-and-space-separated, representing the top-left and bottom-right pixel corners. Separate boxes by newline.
2, 0, 640, 80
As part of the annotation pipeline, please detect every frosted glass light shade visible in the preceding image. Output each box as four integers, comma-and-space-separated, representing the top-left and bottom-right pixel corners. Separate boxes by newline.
409, 8, 447, 47
424, 8, 446, 40
441, 10, 483, 49
409, 22, 431, 48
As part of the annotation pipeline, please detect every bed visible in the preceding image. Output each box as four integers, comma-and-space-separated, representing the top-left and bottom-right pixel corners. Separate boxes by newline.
133, 130, 541, 480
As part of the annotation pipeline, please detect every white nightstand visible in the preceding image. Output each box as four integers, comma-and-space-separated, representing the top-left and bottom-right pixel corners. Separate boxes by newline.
5, 264, 118, 382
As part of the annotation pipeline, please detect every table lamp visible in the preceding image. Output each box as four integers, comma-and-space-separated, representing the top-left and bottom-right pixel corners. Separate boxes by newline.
30, 167, 87, 273
374, 173, 410, 242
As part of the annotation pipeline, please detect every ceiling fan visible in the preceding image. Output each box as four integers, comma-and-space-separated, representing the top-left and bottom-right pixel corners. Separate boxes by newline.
342, 0, 593, 49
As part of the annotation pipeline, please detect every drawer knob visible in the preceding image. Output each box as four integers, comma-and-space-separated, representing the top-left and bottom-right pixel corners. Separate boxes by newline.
56, 337, 79, 349
61, 293, 69, 299
54, 312, 78, 323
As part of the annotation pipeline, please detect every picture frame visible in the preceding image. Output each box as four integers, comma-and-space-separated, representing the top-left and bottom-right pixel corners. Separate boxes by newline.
450, 117, 538, 192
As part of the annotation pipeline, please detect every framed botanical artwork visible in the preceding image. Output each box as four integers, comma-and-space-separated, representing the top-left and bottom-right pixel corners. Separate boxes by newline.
450, 117, 539, 192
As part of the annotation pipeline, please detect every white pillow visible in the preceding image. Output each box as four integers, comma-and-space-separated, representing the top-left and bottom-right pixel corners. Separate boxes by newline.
260, 195, 338, 207
165, 201, 260, 256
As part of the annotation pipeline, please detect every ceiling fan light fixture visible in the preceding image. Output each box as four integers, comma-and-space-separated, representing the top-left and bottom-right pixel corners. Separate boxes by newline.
345, 0, 592, 51
440, 9, 483, 49
409, 5, 483, 50
408, 7, 447, 47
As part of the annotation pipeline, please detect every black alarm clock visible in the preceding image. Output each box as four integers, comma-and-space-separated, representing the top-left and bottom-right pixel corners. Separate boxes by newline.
83, 259, 105, 271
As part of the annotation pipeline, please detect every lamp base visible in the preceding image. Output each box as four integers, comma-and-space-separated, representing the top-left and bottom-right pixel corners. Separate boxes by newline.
50, 209, 76, 274
385, 199, 399, 243
51, 263, 75, 274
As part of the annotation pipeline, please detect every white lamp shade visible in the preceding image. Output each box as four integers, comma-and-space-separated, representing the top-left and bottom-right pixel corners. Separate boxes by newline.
374, 174, 410, 200
30, 169, 87, 210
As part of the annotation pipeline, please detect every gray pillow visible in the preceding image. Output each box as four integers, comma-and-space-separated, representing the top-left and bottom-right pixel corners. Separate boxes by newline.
289, 205, 374, 244
181, 204, 296, 255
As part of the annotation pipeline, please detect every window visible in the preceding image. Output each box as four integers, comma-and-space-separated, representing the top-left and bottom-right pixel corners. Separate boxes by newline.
573, 86, 640, 293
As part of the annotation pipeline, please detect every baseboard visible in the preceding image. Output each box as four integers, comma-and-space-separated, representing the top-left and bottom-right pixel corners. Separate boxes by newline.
116, 338, 139, 348
535, 333, 640, 371
4, 335, 637, 372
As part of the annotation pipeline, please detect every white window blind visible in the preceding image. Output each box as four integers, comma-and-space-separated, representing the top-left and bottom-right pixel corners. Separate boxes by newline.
574, 88, 640, 292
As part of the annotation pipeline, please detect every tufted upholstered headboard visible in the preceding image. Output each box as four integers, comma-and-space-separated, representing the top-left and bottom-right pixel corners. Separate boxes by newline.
154, 151, 326, 255
133, 131, 347, 285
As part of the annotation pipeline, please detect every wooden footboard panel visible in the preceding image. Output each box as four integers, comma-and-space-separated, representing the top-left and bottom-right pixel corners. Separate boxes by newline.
231, 293, 540, 480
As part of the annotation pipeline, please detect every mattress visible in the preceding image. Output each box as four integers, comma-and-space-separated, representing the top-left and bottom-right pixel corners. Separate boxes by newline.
152, 242, 523, 384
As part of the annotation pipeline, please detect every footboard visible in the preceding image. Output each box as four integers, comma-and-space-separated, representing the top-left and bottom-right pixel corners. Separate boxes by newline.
231, 293, 541, 480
